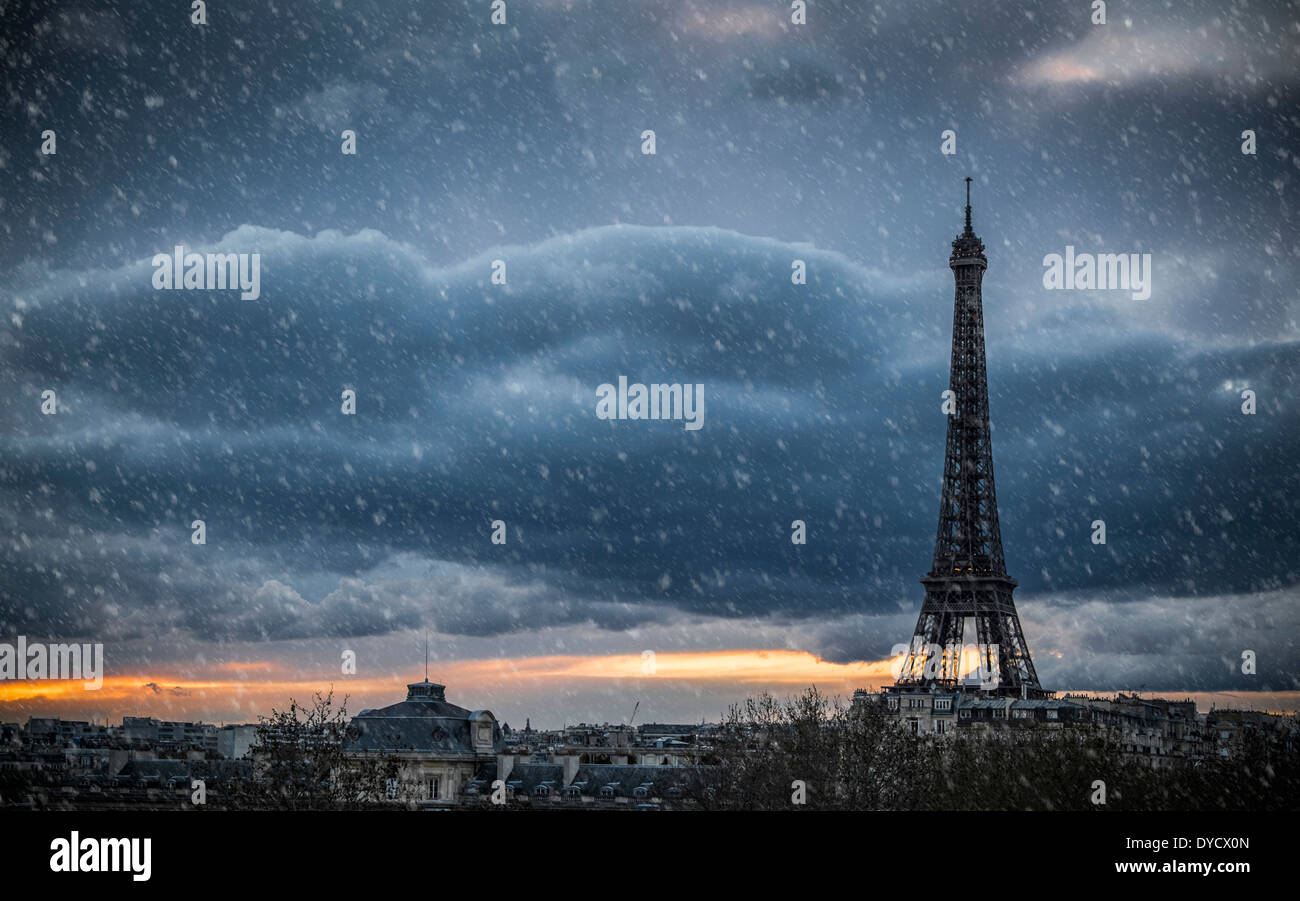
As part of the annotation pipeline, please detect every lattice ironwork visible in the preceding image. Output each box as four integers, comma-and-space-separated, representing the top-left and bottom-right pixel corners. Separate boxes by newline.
895, 180, 1043, 697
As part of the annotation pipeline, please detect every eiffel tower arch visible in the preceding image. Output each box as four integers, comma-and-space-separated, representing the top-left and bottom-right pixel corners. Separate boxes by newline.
894, 179, 1046, 699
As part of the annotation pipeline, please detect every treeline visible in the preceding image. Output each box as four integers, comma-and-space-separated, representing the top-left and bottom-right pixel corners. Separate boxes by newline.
703, 688, 1300, 811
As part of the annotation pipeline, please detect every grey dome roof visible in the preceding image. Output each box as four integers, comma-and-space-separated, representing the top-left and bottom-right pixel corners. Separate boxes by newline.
345, 681, 501, 754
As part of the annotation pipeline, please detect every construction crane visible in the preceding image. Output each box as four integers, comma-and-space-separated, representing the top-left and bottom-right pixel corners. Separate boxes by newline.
627, 700, 640, 728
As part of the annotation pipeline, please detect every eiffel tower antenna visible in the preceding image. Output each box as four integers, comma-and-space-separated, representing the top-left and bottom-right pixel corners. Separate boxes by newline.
894, 179, 1044, 698
424, 631, 429, 682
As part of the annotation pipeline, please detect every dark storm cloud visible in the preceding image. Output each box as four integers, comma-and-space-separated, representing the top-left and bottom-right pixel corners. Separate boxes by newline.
0, 225, 931, 638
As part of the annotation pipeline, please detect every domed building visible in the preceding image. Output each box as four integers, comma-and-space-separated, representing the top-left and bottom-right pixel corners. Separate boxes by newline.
346, 678, 501, 806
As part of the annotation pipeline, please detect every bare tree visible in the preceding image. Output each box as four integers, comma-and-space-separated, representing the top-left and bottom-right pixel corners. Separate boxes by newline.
708, 687, 1300, 811
710, 687, 932, 810
232, 690, 403, 810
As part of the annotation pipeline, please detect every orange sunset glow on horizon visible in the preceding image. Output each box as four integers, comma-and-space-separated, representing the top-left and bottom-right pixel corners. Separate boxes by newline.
0, 649, 898, 724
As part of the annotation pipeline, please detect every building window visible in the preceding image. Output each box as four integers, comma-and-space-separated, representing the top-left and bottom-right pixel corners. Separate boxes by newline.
909, 719, 920, 735
935, 698, 952, 711
935, 720, 947, 735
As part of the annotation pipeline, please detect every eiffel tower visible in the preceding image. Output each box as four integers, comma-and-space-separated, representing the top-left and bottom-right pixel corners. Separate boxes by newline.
894, 179, 1045, 698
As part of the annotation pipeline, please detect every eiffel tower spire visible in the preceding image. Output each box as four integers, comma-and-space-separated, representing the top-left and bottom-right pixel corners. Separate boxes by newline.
895, 180, 1043, 697
964, 175, 972, 232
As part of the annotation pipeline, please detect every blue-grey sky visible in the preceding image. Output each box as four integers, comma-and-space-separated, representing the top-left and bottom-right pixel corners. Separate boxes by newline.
1, 0, 1297, 724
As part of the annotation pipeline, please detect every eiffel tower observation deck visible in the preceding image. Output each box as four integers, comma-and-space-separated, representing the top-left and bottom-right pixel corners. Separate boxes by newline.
894, 179, 1047, 699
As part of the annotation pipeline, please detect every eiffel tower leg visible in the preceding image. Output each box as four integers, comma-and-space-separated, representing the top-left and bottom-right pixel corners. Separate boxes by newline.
998, 610, 1039, 690
897, 613, 935, 683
